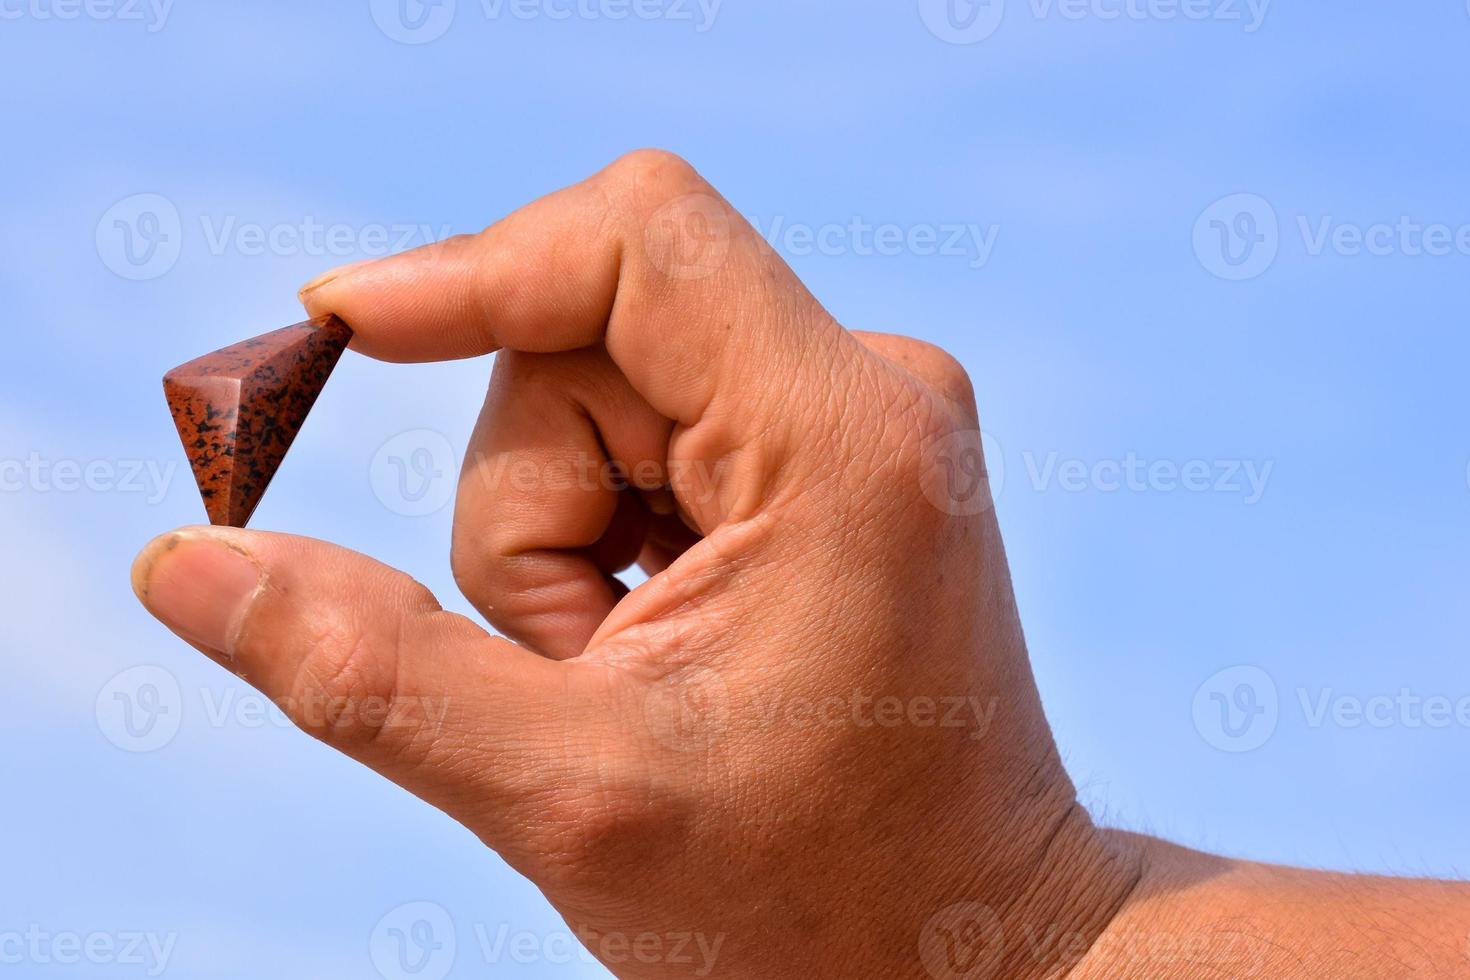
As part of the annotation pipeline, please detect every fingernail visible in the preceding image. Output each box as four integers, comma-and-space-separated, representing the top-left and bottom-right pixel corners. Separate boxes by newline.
131, 531, 262, 653
296, 259, 371, 303
296, 267, 346, 302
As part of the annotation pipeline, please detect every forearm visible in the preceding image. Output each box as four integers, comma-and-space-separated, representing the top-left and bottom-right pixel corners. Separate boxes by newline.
1068, 835, 1470, 978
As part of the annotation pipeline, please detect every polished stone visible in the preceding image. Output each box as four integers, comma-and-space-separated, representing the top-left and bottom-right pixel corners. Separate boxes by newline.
163, 315, 352, 527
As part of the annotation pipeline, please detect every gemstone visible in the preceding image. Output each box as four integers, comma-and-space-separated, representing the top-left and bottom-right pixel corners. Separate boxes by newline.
163, 315, 353, 527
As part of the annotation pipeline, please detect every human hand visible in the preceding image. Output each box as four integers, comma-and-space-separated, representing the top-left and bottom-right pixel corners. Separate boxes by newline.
128, 149, 1155, 978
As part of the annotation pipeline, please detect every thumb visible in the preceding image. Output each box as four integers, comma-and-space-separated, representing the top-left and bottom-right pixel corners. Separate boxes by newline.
130, 526, 599, 843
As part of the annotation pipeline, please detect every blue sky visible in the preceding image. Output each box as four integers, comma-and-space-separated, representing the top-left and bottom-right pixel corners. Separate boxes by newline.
4, 1, 1470, 976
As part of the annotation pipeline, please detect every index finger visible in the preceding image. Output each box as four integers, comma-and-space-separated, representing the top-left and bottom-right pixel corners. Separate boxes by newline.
299, 149, 858, 434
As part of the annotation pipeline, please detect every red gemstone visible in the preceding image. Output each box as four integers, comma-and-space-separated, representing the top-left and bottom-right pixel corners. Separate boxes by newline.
164, 315, 353, 527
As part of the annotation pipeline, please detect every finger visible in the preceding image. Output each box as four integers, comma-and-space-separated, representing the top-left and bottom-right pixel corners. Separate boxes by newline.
300, 149, 865, 529
130, 526, 601, 839
635, 512, 702, 577
452, 347, 672, 660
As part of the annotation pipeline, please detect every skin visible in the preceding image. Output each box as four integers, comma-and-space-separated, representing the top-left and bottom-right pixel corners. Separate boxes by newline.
131, 150, 1470, 978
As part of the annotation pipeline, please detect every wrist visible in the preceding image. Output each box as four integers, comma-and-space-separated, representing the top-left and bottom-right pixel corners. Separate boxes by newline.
905, 752, 1144, 980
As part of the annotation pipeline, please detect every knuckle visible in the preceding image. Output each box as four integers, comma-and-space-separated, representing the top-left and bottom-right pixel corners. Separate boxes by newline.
514, 670, 692, 889
864, 373, 974, 513
605, 147, 703, 194
888, 337, 978, 418
599, 149, 716, 228
921, 346, 977, 411
534, 774, 690, 891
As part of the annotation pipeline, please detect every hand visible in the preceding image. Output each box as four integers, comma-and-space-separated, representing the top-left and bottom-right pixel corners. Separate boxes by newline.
131, 151, 1469, 978
131, 149, 1123, 977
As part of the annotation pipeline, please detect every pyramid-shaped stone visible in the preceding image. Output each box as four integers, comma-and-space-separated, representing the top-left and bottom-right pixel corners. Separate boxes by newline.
164, 315, 353, 527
